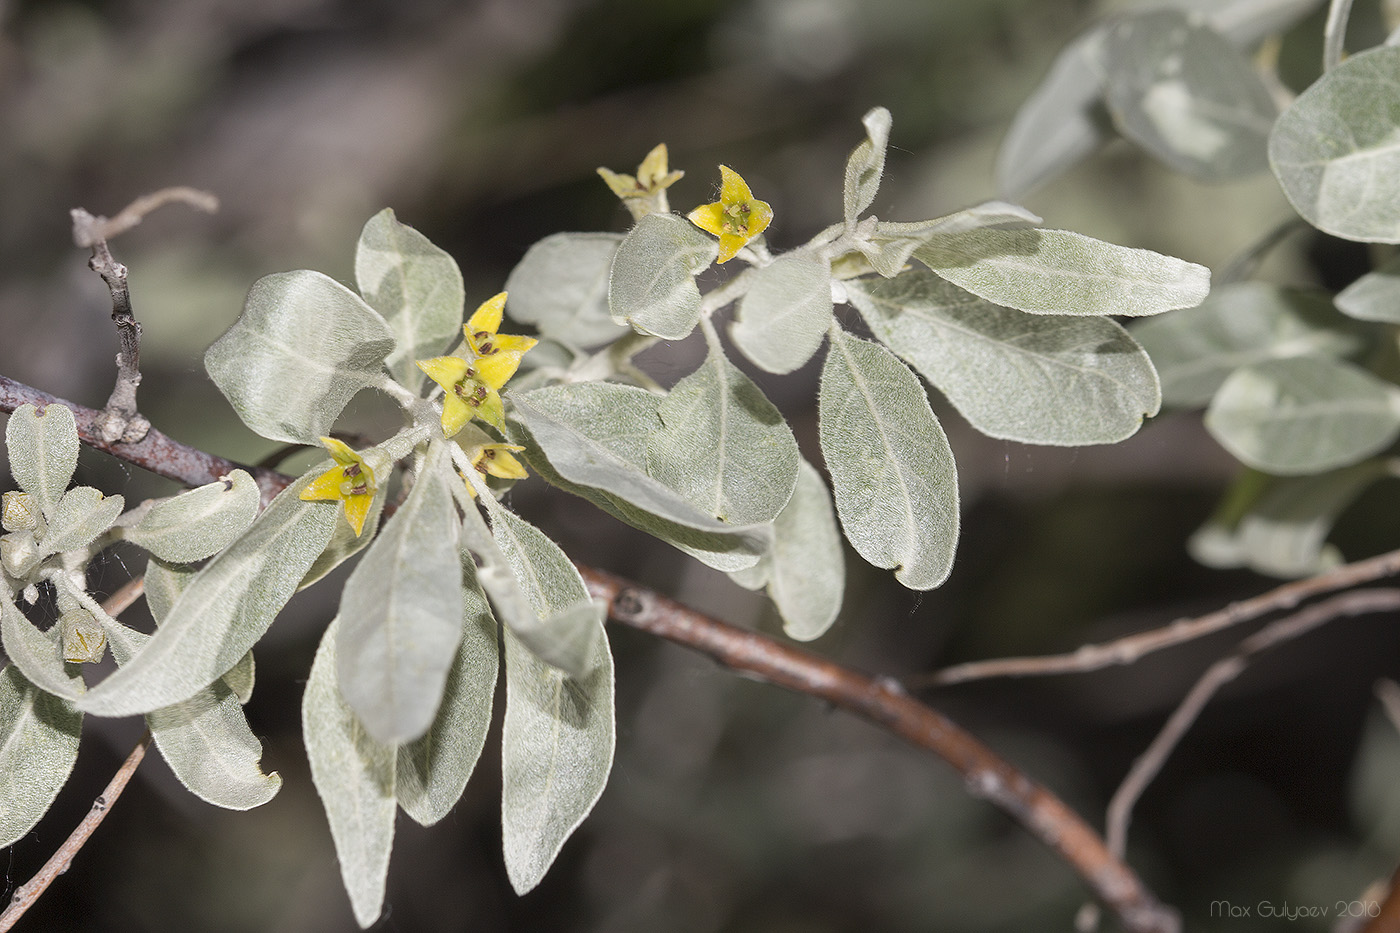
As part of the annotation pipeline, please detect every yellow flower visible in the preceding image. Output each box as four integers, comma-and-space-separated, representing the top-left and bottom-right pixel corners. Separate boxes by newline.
417, 292, 537, 436
687, 165, 773, 263
462, 442, 529, 498
299, 436, 377, 536
597, 144, 685, 205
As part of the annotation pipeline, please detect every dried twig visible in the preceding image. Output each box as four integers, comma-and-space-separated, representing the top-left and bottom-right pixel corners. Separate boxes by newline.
916, 552, 1400, 688
70, 188, 219, 445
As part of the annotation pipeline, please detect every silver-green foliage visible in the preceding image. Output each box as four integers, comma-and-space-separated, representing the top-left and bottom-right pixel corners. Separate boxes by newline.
0, 664, 81, 848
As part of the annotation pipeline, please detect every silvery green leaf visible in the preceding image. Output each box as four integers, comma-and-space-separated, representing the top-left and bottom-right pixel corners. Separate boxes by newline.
397, 572, 497, 827
862, 204, 1042, 279
1270, 45, 1400, 243
336, 440, 464, 745
848, 271, 1161, 445
648, 337, 800, 526
501, 624, 614, 894
144, 556, 255, 703
1130, 281, 1362, 408
77, 472, 339, 717
764, 460, 845, 641
819, 329, 958, 590
510, 385, 771, 568
731, 255, 833, 374
355, 208, 465, 392
1102, 10, 1277, 180
1192, 462, 1385, 577
0, 664, 81, 848
41, 487, 123, 555
608, 213, 717, 339
223, 651, 255, 705
205, 270, 397, 444
1336, 254, 1400, 323
102, 618, 280, 810
844, 106, 892, 225
122, 471, 259, 563
1, 591, 83, 701
483, 496, 602, 679
996, 28, 1109, 200
1205, 356, 1400, 474
300, 483, 387, 590
6, 403, 78, 520
506, 233, 630, 347
303, 617, 395, 929
914, 228, 1210, 317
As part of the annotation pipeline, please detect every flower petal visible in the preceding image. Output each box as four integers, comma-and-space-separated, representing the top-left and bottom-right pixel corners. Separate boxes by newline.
718, 165, 753, 204
466, 292, 508, 336
342, 493, 373, 536
440, 394, 474, 437
687, 202, 727, 237
319, 436, 360, 466
481, 446, 529, 480
417, 355, 471, 391
300, 466, 349, 503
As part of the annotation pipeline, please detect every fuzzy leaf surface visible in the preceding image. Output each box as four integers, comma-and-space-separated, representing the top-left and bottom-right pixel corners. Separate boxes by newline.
844, 106, 892, 224
122, 471, 259, 563
0, 665, 81, 847
506, 233, 629, 347
732, 254, 833, 374
6, 403, 78, 520
608, 213, 717, 339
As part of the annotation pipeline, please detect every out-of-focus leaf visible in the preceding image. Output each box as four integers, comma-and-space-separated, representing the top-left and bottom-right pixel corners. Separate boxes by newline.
506, 233, 629, 347
1336, 254, 1400, 323
608, 213, 717, 339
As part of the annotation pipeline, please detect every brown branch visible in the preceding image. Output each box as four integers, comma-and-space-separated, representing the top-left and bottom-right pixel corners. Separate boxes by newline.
915, 550, 1400, 688
1104, 588, 1400, 860
1, 374, 1181, 932
580, 566, 1180, 933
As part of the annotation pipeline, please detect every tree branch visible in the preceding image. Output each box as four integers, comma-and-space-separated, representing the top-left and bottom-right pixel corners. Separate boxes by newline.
0, 373, 1182, 931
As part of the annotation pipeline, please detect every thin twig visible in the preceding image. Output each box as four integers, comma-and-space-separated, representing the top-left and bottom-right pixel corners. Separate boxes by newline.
0, 731, 152, 932
1104, 588, 1400, 860
581, 566, 1180, 933
916, 551, 1400, 688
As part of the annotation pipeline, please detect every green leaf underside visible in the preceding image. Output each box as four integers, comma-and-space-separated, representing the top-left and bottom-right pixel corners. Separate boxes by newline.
355, 208, 466, 392
41, 487, 123, 556
501, 624, 615, 895
1205, 356, 1400, 475
485, 500, 602, 680
861, 203, 1042, 279
103, 619, 279, 810
510, 386, 770, 570
1270, 45, 1400, 243
204, 270, 396, 444
397, 572, 498, 827
647, 338, 800, 526
1102, 10, 1276, 181
608, 213, 717, 340
914, 227, 1210, 317
7, 403, 79, 521
848, 271, 1160, 445
732, 254, 834, 374
1, 591, 83, 701
303, 617, 395, 929
122, 471, 260, 563
819, 329, 959, 590
1336, 253, 1400, 323
761, 459, 846, 641
505, 232, 630, 347
844, 106, 892, 225
0, 664, 81, 848
336, 440, 464, 745
1130, 281, 1362, 408
78, 473, 339, 717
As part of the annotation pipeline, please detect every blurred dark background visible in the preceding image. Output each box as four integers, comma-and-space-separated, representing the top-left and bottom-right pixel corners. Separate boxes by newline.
3, 0, 1400, 930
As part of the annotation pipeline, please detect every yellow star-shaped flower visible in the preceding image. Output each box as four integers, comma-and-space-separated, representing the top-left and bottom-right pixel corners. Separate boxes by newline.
462, 442, 529, 498
687, 165, 773, 263
597, 144, 685, 206
417, 292, 537, 436
299, 436, 377, 536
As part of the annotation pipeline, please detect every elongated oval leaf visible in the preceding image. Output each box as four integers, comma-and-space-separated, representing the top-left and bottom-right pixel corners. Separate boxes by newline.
647, 337, 800, 525
914, 228, 1210, 317
506, 232, 629, 348
862, 203, 1042, 279
1, 591, 83, 701
122, 471, 259, 563
78, 472, 339, 717
763, 459, 845, 641
1103, 10, 1276, 180
0, 665, 81, 847
819, 329, 958, 590
205, 270, 397, 444
6, 403, 78, 520
354, 208, 465, 392
732, 255, 834, 374
103, 619, 280, 810
1205, 356, 1400, 474
1336, 254, 1400, 323
501, 624, 614, 894
608, 213, 717, 339
303, 617, 395, 929
41, 487, 123, 556
337, 441, 464, 745
849, 271, 1160, 445
1130, 281, 1362, 407
397, 571, 498, 827
1270, 45, 1400, 243
844, 106, 892, 225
